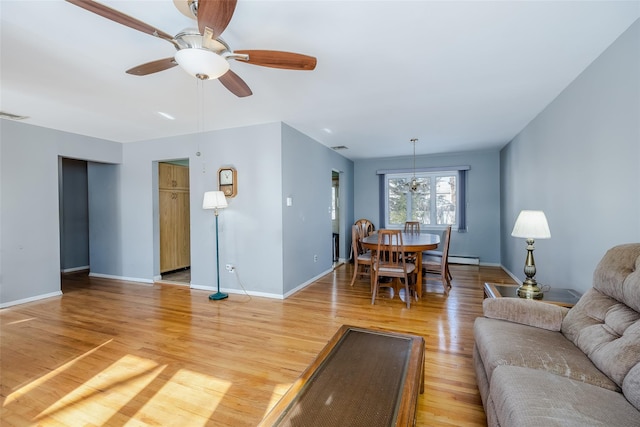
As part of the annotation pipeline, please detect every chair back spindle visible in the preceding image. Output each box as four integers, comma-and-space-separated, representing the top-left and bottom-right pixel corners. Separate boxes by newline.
404, 221, 420, 234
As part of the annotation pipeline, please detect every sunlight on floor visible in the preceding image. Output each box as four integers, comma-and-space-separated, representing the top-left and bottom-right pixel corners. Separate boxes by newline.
36, 354, 163, 424
6, 317, 36, 325
131, 367, 232, 424
5, 341, 233, 426
263, 383, 293, 418
5, 339, 114, 407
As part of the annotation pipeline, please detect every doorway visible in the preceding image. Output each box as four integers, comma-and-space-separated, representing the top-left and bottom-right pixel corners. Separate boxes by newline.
58, 158, 119, 280
331, 170, 342, 268
158, 160, 191, 284
59, 158, 90, 273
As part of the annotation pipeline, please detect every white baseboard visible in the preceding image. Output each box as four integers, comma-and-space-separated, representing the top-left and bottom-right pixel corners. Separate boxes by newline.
189, 283, 285, 299
501, 265, 523, 284
0, 291, 63, 309
284, 268, 333, 299
479, 262, 503, 267
89, 272, 154, 285
191, 268, 333, 300
61, 266, 90, 273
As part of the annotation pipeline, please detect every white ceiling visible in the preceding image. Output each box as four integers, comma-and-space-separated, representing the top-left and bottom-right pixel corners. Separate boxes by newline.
1, 1, 638, 160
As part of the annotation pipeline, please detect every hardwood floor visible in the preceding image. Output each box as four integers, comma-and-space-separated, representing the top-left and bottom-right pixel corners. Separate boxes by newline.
1, 264, 515, 426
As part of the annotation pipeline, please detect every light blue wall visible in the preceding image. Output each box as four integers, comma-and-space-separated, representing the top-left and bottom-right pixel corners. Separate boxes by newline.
87, 162, 122, 277
119, 123, 285, 295
281, 124, 354, 294
354, 150, 502, 264
500, 20, 640, 294
0, 121, 121, 306
1, 119, 352, 306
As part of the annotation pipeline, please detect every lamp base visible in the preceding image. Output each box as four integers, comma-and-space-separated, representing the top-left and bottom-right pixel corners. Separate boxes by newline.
208, 291, 229, 301
517, 283, 543, 299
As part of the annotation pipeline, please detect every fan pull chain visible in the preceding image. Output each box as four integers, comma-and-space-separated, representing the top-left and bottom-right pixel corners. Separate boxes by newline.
196, 77, 204, 135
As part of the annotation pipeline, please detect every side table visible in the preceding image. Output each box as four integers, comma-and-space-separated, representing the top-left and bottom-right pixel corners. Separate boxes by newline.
484, 283, 582, 308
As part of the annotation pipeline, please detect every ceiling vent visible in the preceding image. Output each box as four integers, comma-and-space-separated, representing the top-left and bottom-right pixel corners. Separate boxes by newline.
0, 111, 29, 121
331, 145, 349, 151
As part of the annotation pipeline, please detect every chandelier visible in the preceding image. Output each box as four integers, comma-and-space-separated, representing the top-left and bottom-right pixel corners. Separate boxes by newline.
407, 138, 427, 193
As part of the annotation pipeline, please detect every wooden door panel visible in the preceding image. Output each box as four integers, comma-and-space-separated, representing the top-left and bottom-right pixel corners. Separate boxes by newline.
175, 192, 191, 270
159, 163, 190, 273
174, 165, 190, 191
159, 190, 177, 272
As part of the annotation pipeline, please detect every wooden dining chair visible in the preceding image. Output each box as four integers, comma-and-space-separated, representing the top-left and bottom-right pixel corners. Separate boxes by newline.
403, 221, 421, 264
350, 219, 375, 261
423, 226, 453, 281
423, 225, 452, 295
404, 221, 420, 234
350, 225, 373, 288
354, 218, 375, 236
371, 230, 416, 308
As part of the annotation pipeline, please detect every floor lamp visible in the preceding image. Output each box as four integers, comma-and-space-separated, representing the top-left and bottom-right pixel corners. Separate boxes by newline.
203, 191, 228, 300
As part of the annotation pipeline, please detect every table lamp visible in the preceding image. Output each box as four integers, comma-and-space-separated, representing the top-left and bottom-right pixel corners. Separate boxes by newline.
203, 191, 228, 300
511, 210, 551, 299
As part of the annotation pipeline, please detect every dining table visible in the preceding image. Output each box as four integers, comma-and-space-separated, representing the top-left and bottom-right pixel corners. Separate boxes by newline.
361, 231, 440, 300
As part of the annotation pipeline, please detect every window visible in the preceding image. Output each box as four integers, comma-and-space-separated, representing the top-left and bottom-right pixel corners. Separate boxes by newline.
384, 171, 458, 228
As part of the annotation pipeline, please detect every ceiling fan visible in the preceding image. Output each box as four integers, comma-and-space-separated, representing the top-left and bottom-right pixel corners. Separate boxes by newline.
65, 0, 317, 97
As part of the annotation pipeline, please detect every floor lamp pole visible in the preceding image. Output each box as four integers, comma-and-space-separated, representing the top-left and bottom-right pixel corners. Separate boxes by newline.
209, 209, 228, 300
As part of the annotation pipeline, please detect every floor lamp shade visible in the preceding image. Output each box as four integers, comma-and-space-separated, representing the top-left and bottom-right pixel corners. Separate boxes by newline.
203, 191, 228, 300
203, 191, 228, 211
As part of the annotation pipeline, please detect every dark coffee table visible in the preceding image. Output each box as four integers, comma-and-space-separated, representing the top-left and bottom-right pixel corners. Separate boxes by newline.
259, 325, 425, 427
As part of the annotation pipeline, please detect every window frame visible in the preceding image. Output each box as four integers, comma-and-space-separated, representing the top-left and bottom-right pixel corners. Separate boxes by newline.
383, 170, 459, 230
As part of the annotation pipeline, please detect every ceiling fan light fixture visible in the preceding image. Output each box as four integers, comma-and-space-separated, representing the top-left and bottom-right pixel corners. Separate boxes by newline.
175, 48, 230, 80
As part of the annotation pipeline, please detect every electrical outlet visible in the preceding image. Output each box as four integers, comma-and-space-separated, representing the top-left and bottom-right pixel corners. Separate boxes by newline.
225, 264, 235, 272
313, 255, 318, 262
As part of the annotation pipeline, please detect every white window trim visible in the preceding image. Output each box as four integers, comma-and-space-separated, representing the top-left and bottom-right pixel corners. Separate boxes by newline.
383, 170, 459, 230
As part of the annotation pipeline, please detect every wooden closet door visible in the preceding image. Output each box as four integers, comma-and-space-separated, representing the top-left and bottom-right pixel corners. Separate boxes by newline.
159, 189, 178, 272
159, 163, 190, 273
173, 166, 189, 191
174, 191, 190, 269
159, 163, 189, 191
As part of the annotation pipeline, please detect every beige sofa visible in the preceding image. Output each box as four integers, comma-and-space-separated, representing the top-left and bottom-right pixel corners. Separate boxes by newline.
474, 243, 640, 426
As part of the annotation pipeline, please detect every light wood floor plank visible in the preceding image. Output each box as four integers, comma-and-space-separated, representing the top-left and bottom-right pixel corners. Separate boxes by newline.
1, 264, 515, 426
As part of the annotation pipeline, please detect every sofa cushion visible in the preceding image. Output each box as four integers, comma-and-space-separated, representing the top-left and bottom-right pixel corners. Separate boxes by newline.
561, 244, 640, 390
592, 243, 640, 312
490, 365, 639, 427
475, 317, 618, 391
483, 297, 568, 331
623, 362, 640, 411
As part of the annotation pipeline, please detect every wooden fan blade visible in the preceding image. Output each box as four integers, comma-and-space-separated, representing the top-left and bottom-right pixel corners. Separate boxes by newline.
234, 50, 317, 70
126, 58, 177, 76
66, 0, 174, 43
219, 70, 252, 97
197, 0, 237, 39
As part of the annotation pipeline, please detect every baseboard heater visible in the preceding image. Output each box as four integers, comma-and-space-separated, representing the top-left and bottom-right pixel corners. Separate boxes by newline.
450, 255, 479, 265
428, 251, 480, 265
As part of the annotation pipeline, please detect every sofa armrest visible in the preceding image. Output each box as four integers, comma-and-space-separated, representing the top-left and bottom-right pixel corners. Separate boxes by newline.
482, 298, 569, 331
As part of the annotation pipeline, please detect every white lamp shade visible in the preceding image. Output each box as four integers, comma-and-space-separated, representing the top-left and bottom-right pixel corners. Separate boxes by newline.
511, 210, 551, 239
203, 191, 228, 210
175, 48, 230, 80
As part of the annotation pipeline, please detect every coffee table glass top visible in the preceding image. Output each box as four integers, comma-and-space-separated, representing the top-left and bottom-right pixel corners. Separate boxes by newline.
485, 283, 582, 307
